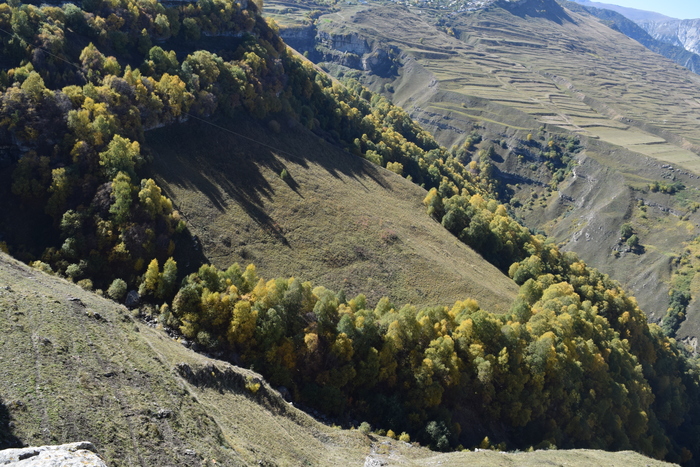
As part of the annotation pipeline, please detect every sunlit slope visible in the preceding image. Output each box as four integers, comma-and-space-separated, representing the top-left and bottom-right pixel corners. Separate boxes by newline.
416, 449, 676, 466
283, 0, 700, 338
147, 116, 518, 311
300, 0, 700, 172
0, 253, 678, 466
0, 253, 374, 466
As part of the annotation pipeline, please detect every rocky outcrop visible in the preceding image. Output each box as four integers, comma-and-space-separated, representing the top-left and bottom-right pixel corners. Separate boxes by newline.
0, 442, 106, 466
637, 19, 700, 56
280, 25, 317, 53
565, 3, 700, 75
317, 31, 371, 55
307, 27, 400, 76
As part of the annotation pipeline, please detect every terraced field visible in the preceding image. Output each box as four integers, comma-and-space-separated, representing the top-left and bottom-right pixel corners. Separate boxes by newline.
271, 0, 700, 161
330, 3, 700, 172
268, 0, 700, 340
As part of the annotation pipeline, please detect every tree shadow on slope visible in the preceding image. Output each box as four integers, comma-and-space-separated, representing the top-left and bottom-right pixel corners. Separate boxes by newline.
147, 116, 392, 247
0, 398, 22, 449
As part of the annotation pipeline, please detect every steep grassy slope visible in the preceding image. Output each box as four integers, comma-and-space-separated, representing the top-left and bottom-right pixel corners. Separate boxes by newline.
0, 252, 375, 466
146, 115, 518, 312
0, 252, 679, 466
278, 0, 700, 339
4, 0, 700, 461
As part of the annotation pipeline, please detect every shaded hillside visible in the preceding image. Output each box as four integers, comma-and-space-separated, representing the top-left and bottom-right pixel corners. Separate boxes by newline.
278, 0, 700, 340
0, 252, 680, 467
147, 116, 518, 311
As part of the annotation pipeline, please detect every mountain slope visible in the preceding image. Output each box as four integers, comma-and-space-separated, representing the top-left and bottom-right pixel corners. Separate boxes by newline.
638, 19, 700, 57
0, 252, 679, 467
562, 1, 700, 75
569, 0, 673, 21
2, 0, 700, 462
279, 0, 700, 339
0, 251, 417, 466
147, 115, 518, 312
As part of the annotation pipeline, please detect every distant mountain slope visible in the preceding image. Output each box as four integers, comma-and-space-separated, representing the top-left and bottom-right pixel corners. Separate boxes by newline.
566, 1, 700, 77
638, 19, 700, 56
272, 0, 700, 340
568, 0, 673, 21
146, 115, 519, 312
561, 1, 700, 74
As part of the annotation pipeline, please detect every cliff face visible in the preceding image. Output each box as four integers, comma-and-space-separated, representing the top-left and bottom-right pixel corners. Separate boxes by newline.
281, 24, 400, 77
637, 19, 700, 56
561, 2, 700, 75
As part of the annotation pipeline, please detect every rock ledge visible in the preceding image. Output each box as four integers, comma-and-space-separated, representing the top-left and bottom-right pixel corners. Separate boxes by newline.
0, 442, 106, 466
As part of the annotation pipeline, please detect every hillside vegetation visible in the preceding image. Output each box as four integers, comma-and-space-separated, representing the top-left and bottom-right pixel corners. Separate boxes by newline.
0, 252, 375, 466
0, 253, 684, 467
281, 0, 700, 342
2, 0, 700, 464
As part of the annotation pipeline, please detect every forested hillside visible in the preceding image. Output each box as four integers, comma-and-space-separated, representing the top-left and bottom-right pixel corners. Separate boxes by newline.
271, 0, 700, 344
1, 0, 700, 464
0, 251, 676, 466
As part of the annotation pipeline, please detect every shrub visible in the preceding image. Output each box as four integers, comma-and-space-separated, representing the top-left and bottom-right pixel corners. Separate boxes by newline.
245, 375, 261, 394
65, 263, 82, 281
359, 422, 371, 435
107, 278, 128, 301
620, 223, 633, 240
627, 234, 639, 249
30, 261, 54, 274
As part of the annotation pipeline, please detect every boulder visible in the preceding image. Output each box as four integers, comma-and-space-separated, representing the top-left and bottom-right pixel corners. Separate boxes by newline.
0, 442, 106, 466
124, 290, 140, 309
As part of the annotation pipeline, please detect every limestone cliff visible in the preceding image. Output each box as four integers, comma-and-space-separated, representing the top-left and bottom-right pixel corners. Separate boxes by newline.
0, 442, 106, 467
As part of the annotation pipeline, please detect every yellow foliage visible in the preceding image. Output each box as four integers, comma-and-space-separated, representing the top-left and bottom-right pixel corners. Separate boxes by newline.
141, 258, 160, 294
228, 300, 258, 348
332, 333, 354, 362
304, 332, 319, 354
386, 161, 404, 176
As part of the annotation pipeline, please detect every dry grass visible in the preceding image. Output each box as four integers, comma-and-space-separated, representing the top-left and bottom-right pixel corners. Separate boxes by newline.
146, 115, 518, 312
0, 254, 677, 467
0, 252, 420, 465
284, 0, 700, 337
